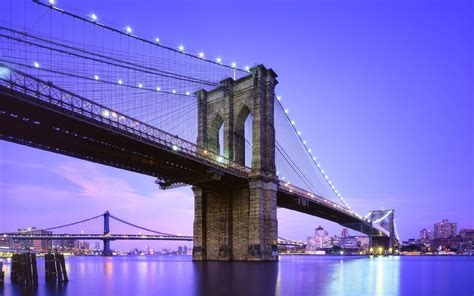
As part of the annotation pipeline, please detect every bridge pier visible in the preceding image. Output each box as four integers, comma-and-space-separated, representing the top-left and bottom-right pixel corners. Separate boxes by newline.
102, 239, 112, 256
193, 65, 279, 261
370, 236, 397, 255
192, 178, 278, 261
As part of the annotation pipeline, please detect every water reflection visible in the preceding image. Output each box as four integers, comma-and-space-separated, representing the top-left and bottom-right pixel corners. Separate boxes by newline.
193, 261, 278, 295
0, 255, 472, 295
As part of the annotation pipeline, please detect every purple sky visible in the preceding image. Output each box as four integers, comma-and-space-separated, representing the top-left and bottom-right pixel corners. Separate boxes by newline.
1, 0, 473, 250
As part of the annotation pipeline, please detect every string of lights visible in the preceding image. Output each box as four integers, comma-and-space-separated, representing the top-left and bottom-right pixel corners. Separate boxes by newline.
35, 0, 250, 73
274, 95, 365, 218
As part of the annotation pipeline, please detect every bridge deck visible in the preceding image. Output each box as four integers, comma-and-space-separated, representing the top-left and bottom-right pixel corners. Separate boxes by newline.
0, 66, 389, 238
0, 84, 249, 188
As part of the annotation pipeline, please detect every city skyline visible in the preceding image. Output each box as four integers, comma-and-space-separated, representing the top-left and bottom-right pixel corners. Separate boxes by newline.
0, 0, 473, 250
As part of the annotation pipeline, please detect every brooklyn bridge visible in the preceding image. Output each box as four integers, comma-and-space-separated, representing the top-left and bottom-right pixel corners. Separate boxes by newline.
0, 0, 399, 261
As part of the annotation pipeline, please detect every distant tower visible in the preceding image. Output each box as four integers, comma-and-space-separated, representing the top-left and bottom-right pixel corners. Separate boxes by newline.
341, 228, 349, 237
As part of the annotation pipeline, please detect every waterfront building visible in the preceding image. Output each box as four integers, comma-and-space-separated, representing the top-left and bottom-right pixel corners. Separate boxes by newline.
420, 228, 433, 242
16, 227, 52, 251
306, 226, 331, 252
459, 229, 474, 240
341, 228, 349, 237
58, 239, 76, 251
76, 241, 90, 251
356, 236, 370, 250
0, 237, 11, 248
339, 236, 359, 249
434, 219, 457, 239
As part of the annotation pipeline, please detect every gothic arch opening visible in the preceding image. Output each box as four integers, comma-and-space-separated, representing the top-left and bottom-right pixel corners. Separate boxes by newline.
209, 114, 224, 155
235, 105, 254, 167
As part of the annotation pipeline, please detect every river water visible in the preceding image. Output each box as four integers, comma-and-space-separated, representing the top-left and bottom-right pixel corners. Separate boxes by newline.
1, 255, 473, 295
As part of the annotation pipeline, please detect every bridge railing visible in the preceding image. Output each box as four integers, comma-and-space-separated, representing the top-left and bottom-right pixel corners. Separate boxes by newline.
0, 64, 251, 178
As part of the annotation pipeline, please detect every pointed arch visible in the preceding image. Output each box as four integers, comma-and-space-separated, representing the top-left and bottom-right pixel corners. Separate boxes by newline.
208, 113, 224, 154
234, 104, 253, 166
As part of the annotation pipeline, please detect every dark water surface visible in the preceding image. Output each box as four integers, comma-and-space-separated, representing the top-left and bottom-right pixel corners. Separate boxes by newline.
1, 255, 473, 295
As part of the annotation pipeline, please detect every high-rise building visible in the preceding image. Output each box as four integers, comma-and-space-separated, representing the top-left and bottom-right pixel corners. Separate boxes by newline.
306, 226, 331, 252
16, 227, 52, 251
341, 228, 349, 237
434, 219, 457, 239
420, 228, 433, 242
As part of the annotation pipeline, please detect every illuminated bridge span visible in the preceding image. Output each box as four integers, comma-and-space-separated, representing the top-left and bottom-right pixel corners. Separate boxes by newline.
0, 0, 399, 261
0, 211, 307, 254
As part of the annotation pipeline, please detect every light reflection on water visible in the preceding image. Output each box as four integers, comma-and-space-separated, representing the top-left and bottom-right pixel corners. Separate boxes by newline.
0, 255, 473, 295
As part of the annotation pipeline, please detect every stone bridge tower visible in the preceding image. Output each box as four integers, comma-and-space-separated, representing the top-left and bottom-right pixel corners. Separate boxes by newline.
192, 65, 279, 261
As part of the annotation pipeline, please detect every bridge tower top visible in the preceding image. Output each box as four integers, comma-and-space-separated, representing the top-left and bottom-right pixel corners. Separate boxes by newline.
368, 209, 396, 238
195, 64, 278, 177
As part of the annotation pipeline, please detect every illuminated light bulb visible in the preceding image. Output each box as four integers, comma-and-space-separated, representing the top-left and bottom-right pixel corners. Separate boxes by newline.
328, 180, 332, 184
297, 131, 301, 135
0, 67, 9, 78
33, 62, 40, 68
312, 156, 316, 160
231, 62, 237, 68
324, 175, 329, 179
172, 145, 178, 151
291, 120, 296, 125
172, 89, 176, 94
203, 150, 208, 154
90, 13, 98, 21
198, 52, 205, 59
317, 163, 320, 168
281, 176, 285, 180
155, 37, 160, 43
186, 91, 190, 96
321, 170, 325, 174
117, 80, 123, 85
138, 83, 143, 88
217, 156, 224, 163
126, 26, 132, 34
178, 45, 184, 52
303, 140, 307, 144
284, 109, 289, 113
156, 86, 161, 91
277, 96, 282, 101
244, 65, 250, 71
308, 148, 312, 153
48, 0, 55, 5
216, 57, 222, 63
94, 75, 99, 80
101, 110, 110, 117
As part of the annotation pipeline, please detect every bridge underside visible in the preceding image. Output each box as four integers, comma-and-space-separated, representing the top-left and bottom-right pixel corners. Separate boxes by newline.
277, 191, 380, 237
0, 86, 247, 189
